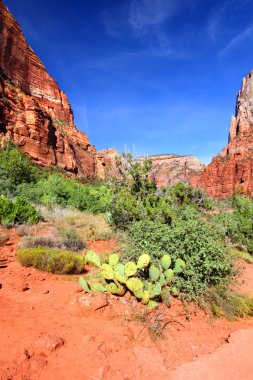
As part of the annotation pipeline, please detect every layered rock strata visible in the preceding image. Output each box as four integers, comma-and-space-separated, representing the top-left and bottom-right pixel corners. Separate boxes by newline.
194, 71, 253, 197
140, 154, 205, 187
0, 0, 95, 177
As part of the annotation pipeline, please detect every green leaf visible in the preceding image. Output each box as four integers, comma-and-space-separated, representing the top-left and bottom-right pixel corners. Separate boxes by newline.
85, 250, 101, 267
79, 277, 90, 292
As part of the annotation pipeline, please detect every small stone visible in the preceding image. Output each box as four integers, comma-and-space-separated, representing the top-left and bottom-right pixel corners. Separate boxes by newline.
42, 289, 49, 294
30, 358, 47, 371
19, 284, 29, 292
34, 335, 65, 351
79, 293, 109, 311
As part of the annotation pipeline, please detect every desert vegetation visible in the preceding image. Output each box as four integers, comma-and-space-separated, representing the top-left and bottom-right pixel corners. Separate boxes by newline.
0, 144, 253, 316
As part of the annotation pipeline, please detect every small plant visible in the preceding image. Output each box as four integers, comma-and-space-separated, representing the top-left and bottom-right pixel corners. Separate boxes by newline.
58, 227, 86, 252
0, 233, 8, 246
0, 195, 40, 226
3, 97, 10, 105
20, 235, 62, 249
17, 247, 85, 274
79, 252, 185, 308
206, 286, 253, 320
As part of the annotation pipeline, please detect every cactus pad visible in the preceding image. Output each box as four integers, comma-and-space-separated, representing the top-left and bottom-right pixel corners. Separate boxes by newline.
126, 278, 144, 298
90, 282, 106, 292
149, 265, 160, 282
137, 253, 150, 269
79, 277, 90, 292
160, 254, 171, 270
125, 262, 137, 277
109, 253, 120, 267
85, 250, 101, 267
173, 259, 185, 274
100, 263, 114, 280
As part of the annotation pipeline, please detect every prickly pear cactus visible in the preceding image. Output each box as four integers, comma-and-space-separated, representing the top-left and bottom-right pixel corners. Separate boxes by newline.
79, 277, 90, 292
90, 282, 106, 292
125, 262, 137, 277
149, 265, 160, 282
173, 259, 185, 274
160, 254, 171, 270
85, 250, 101, 267
126, 278, 144, 298
100, 264, 114, 280
109, 253, 119, 267
164, 269, 174, 284
137, 253, 150, 269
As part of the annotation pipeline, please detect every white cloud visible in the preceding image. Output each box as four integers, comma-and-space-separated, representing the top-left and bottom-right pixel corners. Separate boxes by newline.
129, 0, 178, 30
219, 24, 253, 55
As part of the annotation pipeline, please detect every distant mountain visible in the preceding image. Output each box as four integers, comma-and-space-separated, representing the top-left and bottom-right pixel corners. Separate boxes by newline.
193, 71, 253, 197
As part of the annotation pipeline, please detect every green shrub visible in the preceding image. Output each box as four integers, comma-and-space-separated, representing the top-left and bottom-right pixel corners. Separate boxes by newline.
124, 213, 234, 301
206, 286, 253, 320
17, 247, 85, 274
17, 173, 111, 214
0, 195, 40, 226
0, 144, 38, 196
212, 196, 253, 254
107, 153, 212, 229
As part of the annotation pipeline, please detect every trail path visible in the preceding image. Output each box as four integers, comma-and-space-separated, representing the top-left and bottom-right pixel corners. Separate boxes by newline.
1, 229, 253, 380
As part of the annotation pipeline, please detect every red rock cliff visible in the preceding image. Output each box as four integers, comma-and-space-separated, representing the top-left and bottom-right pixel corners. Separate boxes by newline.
139, 154, 205, 187
0, 0, 96, 177
194, 71, 253, 197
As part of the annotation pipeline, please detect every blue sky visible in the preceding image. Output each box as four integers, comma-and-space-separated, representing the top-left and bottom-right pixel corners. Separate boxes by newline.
4, 0, 253, 163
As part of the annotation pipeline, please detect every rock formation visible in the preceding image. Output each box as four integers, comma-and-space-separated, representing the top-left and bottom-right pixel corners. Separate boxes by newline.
140, 154, 205, 187
96, 148, 119, 178
194, 71, 253, 197
0, 0, 96, 177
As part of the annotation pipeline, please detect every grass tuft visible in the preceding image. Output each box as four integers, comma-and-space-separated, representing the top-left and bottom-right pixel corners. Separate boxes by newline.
17, 247, 85, 274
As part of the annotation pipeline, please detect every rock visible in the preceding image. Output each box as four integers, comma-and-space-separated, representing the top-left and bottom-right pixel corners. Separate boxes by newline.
30, 358, 47, 371
193, 70, 253, 197
19, 284, 29, 292
78, 293, 109, 311
96, 148, 119, 178
140, 154, 205, 187
0, 0, 96, 178
42, 289, 49, 294
133, 346, 168, 379
34, 335, 65, 351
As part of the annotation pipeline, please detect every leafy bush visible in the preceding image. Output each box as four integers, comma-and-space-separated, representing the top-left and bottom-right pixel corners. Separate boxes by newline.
0, 144, 38, 196
212, 196, 253, 254
17, 247, 85, 274
17, 174, 111, 214
107, 153, 212, 228
124, 212, 234, 301
0, 195, 40, 226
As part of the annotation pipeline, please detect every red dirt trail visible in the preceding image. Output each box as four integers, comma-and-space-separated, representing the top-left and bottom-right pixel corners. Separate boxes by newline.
1, 229, 253, 380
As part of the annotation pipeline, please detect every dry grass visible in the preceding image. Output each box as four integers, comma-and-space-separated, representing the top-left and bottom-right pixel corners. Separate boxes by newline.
36, 205, 115, 242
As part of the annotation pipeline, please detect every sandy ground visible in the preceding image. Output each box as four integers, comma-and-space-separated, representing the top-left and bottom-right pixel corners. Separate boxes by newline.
1, 229, 253, 380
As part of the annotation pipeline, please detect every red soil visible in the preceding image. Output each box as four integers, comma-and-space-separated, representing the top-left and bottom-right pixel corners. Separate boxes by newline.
1, 229, 253, 380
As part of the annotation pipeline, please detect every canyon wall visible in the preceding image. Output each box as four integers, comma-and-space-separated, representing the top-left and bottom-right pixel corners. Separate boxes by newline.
141, 154, 205, 187
194, 71, 253, 197
0, 0, 96, 177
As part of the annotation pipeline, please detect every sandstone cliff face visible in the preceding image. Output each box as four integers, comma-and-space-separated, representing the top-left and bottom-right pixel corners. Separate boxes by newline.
96, 148, 119, 178
0, 0, 96, 177
195, 71, 253, 197
141, 154, 205, 187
